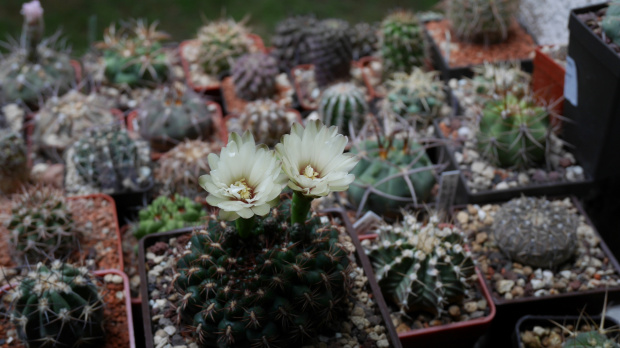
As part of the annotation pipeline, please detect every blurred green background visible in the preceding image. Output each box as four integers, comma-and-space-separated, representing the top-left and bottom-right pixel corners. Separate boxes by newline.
0, 0, 439, 55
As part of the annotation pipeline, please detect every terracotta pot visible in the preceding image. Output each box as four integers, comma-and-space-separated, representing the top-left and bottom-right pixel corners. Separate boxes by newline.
359, 56, 385, 99
532, 46, 565, 126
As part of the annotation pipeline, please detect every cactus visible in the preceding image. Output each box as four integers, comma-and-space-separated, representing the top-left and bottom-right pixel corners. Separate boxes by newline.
96, 19, 170, 88
230, 99, 296, 147
9, 261, 104, 348
318, 82, 368, 136
602, 1, 620, 46
448, 0, 519, 44
379, 10, 426, 77
270, 15, 317, 72
174, 199, 353, 346
492, 196, 579, 269
65, 124, 152, 195
32, 90, 118, 156
476, 93, 549, 169
349, 22, 379, 61
563, 331, 619, 348
0, 129, 29, 195
231, 52, 279, 101
136, 86, 218, 152
154, 140, 219, 198
383, 69, 446, 128
348, 135, 436, 216
364, 213, 475, 314
7, 185, 76, 263
134, 194, 206, 240
196, 18, 252, 77
469, 62, 531, 100
307, 19, 353, 87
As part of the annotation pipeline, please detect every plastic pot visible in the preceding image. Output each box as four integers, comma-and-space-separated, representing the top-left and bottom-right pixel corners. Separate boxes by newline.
532, 46, 565, 125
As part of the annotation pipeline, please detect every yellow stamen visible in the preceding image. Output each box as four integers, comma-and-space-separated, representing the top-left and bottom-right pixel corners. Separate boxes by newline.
227, 178, 253, 201
303, 165, 320, 179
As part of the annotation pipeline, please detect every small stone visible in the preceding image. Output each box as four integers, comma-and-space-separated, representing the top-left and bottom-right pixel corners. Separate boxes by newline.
377, 339, 390, 348
471, 161, 486, 174
164, 326, 176, 336
496, 279, 515, 294
475, 232, 488, 244
517, 173, 530, 185
585, 267, 596, 277
511, 286, 525, 297
496, 182, 509, 190
477, 299, 487, 310
531, 279, 545, 290
448, 305, 461, 318
533, 326, 549, 336
521, 331, 537, 346
395, 323, 411, 334
504, 292, 513, 300
456, 211, 469, 225
523, 266, 533, 277
464, 301, 478, 313
559, 270, 572, 279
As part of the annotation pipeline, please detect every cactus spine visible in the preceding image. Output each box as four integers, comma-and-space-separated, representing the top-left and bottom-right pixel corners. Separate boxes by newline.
0, 129, 29, 194
232, 99, 296, 147
379, 10, 426, 77
448, 0, 519, 44
349, 22, 379, 61
308, 19, 353, 87
196, 18, 252, 77
232, 52, 279, 101
318, 82, 368, 136
270, 15, 317, 72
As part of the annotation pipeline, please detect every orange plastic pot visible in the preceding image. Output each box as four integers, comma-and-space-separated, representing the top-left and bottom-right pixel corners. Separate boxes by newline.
359, 56, 385, 99
532, 46, 565, 126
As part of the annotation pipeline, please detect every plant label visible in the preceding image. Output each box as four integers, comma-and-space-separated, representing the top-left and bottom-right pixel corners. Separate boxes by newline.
564, 56, 578, 106
437, 170, 460, 219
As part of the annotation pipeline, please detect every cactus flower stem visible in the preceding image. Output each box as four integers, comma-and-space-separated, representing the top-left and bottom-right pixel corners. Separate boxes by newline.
236, 217, 254, 238
23, 18, 43, 63
291, 191, 312, 225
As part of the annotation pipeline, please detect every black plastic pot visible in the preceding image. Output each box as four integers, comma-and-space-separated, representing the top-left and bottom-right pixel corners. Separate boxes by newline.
564, 3, 620, 181
514, 315, 620, 348
109, 183, 153, 226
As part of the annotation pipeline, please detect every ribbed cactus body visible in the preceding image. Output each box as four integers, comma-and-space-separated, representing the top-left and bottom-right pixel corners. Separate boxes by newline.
197, 18, 251, 77
603, 1, 620, 46
0, 129, 29, 195
349, 22, 379, 61
563, 331, 619, 348
134, 194, 206, 239
308, 19, 353, 87
232, 52, 279, 101
233, 99, 296, 147
270, 15, 317, 72
318, 82, 367, 136
379, 10, 426, 77
10, 262, 104, 348
448, 0, 519, 44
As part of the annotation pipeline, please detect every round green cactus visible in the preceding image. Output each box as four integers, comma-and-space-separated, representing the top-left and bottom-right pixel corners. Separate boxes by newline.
603, 1, 620, 46
196, 18, 251, 77
134, 194, 206, 239
9, 261, 105, 348
563, 331, 620, 348
231, 52, 279, 101
0, 128, 29, 195
349, 22, 379, 61
448, 0, 519, 44
379, 10, 426, 77
307, 19, 353, 87
318, 82, 368, 136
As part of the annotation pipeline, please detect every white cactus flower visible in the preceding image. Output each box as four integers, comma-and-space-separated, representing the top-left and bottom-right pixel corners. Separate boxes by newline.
275, 120, 359, 198
21, 0, 44, 23
199, 131, 287, 221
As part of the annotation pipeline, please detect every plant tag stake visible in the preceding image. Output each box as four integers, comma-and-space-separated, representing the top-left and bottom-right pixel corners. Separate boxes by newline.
436, 170, 459, 219
564, 56, 578, 106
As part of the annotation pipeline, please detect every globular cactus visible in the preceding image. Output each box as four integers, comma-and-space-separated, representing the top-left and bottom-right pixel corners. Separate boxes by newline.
492, 196, 579, 270
308, 19, 353, 87
7, 185, 76, 263
96, 19, 170, 88
136, 86, 218, 152
134, 194, 206, 240
229, 99, 296, 147
32, 90, 118, 156
448, 0, 519, 44
469, 62, 531, 100
318, 82, 368, 136
231, 52, 279, 101
270, 15, 318, 72
9, 261, 104, 348
154, 140, 219, 197
563, 331, 619, 348
174, 200, 353, 347
383, 68, 446, 128
349, 22, 379, 61
379, 10, 426, 77
65, 124, 152, 195
364, 213, 475, 315
196, 18, 252, 77
476, 94, 549, 169
0, 129, 29, 195
602, 1, 620, 46
348, 135, 436, 216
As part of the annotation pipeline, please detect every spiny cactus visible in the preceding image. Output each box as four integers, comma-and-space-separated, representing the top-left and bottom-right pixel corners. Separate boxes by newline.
379, 10, 426, 77
9, 261, 105, 348
364, 214, 475, 315
448, 0, 519, 44
563, 331, 619, 348
136, 86, 218, 152
349, 22, 379, 61
32, 90, 118, 156
154, 140, 219, 197
134, 194, 206, 240
270, 15, 317, 72
476, 93, 549, 169
469, 62, 531, 101
230, 99, 296, 147
348, 135, 436, 216
7, 185, 76, 263
603, 1, 620, 46
0, 129, 29, 195
65, 124, 152, 195
196, 18, 252, 77
318, 82, 368, 136
96, 18, 170, 88
231, 52, 279, 101
308, 19, 353, 87
174, 199, 353, 347
492, 196, 579, 270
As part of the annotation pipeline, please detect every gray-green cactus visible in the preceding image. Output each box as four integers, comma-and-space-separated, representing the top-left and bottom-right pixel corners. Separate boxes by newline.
196, 18, 252, 77
603, 1, 620, 46
318, 82, 368, 136
379, 10, 426, 77
448, 0, 520, 44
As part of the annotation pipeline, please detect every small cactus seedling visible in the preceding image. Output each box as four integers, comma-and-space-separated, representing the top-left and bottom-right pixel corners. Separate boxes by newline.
134, 194, 206, 239
349, 22, 379, 61
492, 196, 579, 269
196, 17, 252, 77
379, 10, 426, 77
230, 99, 297, 147
318, 82, 368, 136
448, 0, 520, 44
231, 52, 279, 101
9, 261, 105, 348
364, 213, 475, 315
0, 128, 29, 195
603, 1, 620, 46
307, 19, 353, 87
270, 15, 317, 72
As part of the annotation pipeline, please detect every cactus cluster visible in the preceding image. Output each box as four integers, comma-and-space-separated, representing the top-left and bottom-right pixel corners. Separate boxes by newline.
231, 52, 279, 101
349, 136, 436, 216
469, 62, 531, 100
308, 19, 353, 87
270, 15, 317, 72
476, 94, 549, 169
492, 196, 579, 270
134, 194, 206, 240
603, 1, 620, 46
174, 200, 353, 346
229, 99, 296, 147
9, 261, 105, 348
318, 82, 368, 136
65, 124, 152, 195
136, 86, 218, 152
349, 22, 379, 61
448, 0, 519, 44
96, 19, 170, 88
0, 129, 29, 195
196, 18, 252, 77
379, 10, 426, 77
364, 213, 475, 315
7, 185, 76, 263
